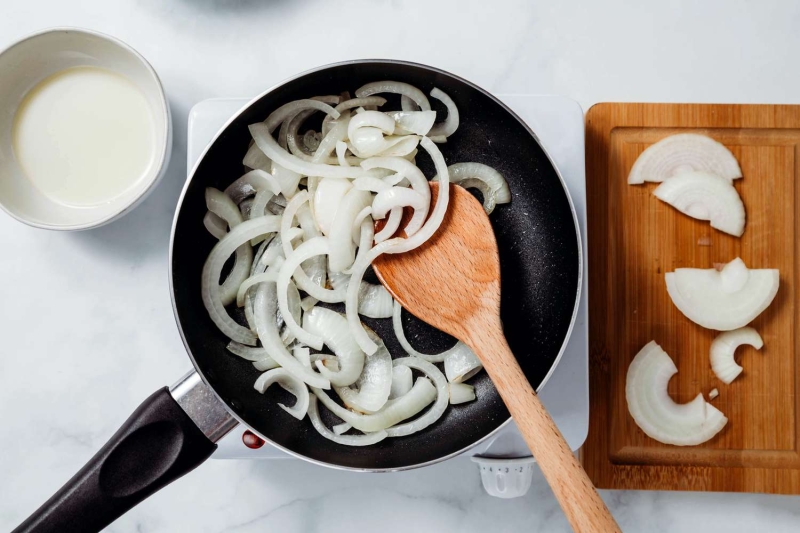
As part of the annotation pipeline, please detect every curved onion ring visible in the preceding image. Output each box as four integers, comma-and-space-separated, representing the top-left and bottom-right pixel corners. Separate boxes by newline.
225, 169, 282, 204
254, 368, 310, 420
312, 377, 436, 433
427, 88, 460, 139
303, 306, 365, 388
202, 217, 279, 345
355, 81, 431, 111
334, 331, 392, 413
253, 282, 329, 388
433, 162, 510, 215
226, 341, 277, 368
205, 188, 253, 306
710, 327, 763, 384
389, 365, 413, 399
307, 396, 388, 446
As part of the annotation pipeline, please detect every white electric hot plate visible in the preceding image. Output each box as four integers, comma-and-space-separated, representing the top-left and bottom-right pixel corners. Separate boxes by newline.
186, 94, 589, 498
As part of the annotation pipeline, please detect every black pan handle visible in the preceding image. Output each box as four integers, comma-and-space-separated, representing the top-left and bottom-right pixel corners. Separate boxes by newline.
13, 371, 237, 533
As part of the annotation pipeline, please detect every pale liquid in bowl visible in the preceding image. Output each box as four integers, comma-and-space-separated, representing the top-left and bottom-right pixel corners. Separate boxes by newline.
12, 66, 156, 207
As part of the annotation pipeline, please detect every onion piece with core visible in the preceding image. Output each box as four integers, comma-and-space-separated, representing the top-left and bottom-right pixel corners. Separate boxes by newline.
710, 327, 764, 384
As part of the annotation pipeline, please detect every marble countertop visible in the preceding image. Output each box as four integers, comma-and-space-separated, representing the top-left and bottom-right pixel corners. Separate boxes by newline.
2, 1, 800, 531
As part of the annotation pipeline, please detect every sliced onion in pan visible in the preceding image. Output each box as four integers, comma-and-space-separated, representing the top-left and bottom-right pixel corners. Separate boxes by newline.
385, 357, 449, 437
307, 396, 387, 446
254, 368, 310, 420
202, 217, 279, 345
334, 331, 392, 413
353, 176, 391, 193
357, 283, 393, 319
374, 207, 402, 244
443, 344, 483, 383
203, 211, 227, 239
449, 383, 476, 405
355, 81, 431, 111
332, 422, 353, 435
250, 122, 365, 179
343, 215, 374, 275
385, 110, 437, 136
313, 177, 353, 236
328, 188, 372, 273
372, 187, 427, 237
253, 282, 330, 388
236, 271, 278, 307
224, 169, 282, 204
303, 306, 365, 387
427, 88, 459, 139
392, 300, 471, 363
312, 376, 435, 433
243, 142, 272, 172
389, 365, 413, 399
226, 341, 276, 366
433, 162, 509, 215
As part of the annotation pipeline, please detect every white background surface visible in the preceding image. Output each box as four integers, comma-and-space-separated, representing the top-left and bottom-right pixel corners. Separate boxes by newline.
2, 1, 800, 532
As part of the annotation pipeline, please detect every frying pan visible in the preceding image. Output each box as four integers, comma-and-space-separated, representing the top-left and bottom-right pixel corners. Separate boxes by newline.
13, 60, 581, 533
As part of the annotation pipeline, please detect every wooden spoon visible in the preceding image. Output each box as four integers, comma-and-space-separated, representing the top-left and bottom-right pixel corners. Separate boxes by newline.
373, 183, 619, 533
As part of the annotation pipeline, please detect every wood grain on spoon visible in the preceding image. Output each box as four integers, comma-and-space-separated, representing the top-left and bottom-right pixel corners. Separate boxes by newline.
373, 183, 619, 533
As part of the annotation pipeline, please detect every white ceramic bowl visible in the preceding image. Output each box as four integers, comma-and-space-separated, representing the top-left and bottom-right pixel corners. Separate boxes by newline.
0, 27, 172, 230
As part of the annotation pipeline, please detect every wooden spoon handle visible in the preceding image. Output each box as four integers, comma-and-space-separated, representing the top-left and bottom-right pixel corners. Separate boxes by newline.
468, 324, 620, 533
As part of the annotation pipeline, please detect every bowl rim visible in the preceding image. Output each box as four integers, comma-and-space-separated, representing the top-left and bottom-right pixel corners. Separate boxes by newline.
0, 26, 172, 231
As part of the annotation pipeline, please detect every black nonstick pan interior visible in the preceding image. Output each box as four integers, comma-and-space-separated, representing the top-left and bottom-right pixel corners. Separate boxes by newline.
171, 60, 581, 470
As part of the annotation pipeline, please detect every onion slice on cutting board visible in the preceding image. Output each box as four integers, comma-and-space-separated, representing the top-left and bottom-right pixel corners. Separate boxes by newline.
710, 327, 764, 384
628, 133, 742, 184
626, 340, 727, 446
665, 257, 779, 331
653, 171, 746, 236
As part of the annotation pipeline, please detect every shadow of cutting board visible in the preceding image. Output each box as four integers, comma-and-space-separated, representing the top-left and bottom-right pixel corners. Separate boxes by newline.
581, 103, 800, 493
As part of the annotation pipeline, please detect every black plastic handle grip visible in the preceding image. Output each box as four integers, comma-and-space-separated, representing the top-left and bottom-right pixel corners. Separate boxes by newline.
13, 387, 217, 533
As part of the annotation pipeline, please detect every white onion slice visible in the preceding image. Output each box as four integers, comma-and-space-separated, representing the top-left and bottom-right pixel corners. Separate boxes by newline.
449, 383, 476, 405
293, 345, 311, 368
332, 422, 352, 435
433, 162, 510, 215
626, 340, 727, 445
385, 110, 437, 136
710, 327, 763, 384
372, 187, 427, 236
328, 188, 372, 273
224, 169, 282, 204
307, 396, 387, 446
385, 357, 449, 437
203, 212, 227, 239
313, 177, 353, 236
334, 332, 392, 413
335, 141, 349, 167
253, 282, 329, 388
357, 283, 393, 319
253, 358, 280, 371
385, 137, 450, 255
348, 110, 396, 138
254, 368, 310, 420
205, 188, 253, 306
249, 122, 365, 179
392, 301, 473, 363
353, 176, 391, 193
349, 130, 420, 159
270, 161, 302, 199
389, 365, 413, 399
235, 271, 278, 307
300, 296, 318, 313
443, 344, 483, 383
202, 217, 279, 345
709, 388, 719, 399
312, 376, 436, 433
628, 133, 742, 184
374, 207, 402, 244
226, 341, 276, 368
243, 142, 272, 172
665, 257, 779, 331
355, 81, 431, 111
263, 99, 340, 132
427, 88, 459, 139
653, 171, 746, 236
303, 306, 365, 387
322, 96, 387, 136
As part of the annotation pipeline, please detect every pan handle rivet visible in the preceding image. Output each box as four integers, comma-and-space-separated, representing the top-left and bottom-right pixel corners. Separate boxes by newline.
242, 430, 265, 449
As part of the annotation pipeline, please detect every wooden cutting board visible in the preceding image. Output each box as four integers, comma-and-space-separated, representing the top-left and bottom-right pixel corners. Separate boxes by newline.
581, 103, 800, 493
